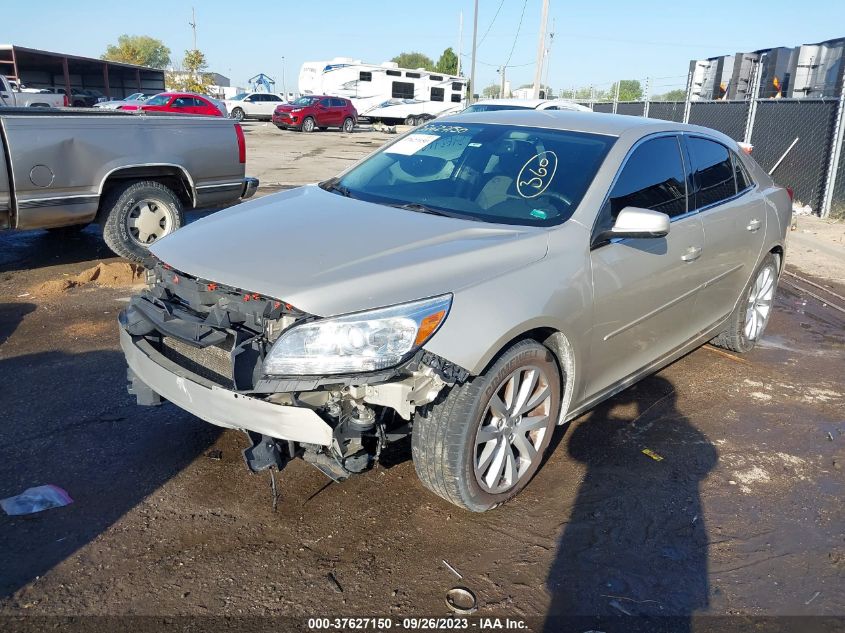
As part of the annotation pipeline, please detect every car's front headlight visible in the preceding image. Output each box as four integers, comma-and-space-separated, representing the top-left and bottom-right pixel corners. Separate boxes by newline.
263, 295, 452, 376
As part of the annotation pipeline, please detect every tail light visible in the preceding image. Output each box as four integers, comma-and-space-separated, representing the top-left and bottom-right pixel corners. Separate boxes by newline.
63, 94, 69, 107
234, 123, 246, 164
786, 187, 794, 203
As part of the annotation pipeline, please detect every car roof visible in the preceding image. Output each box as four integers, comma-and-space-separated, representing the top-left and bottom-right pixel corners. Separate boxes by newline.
439, 108, 737, 144
472, 98, 547, 108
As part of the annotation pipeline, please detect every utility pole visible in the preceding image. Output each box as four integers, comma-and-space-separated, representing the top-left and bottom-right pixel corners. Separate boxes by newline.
542, 19, 555, 98
499, 66, 507, 99
189, 7, 197, 51
457, 10, 463, 78
532, 0, 550, 98
281, 57, 287, 100
470, 0, 478, 102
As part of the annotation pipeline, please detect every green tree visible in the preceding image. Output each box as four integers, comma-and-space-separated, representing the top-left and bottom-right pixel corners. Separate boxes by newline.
391, 52, 435, 71
102, 34, 171, 69
166, 49, 214, 94
482, 84, 500, 99
608, 79, 643, 102
434, 48, 459, 75
653, 88, 686, 102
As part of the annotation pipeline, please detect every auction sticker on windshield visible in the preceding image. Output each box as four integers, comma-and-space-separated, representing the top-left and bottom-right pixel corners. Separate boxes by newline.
385, 134, 440, 156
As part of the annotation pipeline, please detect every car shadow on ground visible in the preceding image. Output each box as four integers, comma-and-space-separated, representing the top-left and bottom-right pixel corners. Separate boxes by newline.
543, 375, 717, 632
0, 346, 221, 599
0, 209, 222, 274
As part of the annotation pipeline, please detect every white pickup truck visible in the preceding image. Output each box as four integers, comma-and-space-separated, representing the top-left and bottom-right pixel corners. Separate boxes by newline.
0, 76, 67, 108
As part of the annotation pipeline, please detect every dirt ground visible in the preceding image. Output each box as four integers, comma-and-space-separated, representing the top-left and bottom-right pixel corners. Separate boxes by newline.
1, 123, 844, 630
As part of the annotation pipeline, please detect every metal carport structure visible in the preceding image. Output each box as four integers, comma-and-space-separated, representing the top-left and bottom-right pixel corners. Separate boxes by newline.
0, 44, 165, 101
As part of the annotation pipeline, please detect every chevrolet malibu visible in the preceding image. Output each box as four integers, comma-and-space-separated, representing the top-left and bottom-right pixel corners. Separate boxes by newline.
119, 111, 790, 512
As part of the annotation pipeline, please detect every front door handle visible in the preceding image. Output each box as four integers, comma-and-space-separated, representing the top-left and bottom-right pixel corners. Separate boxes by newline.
681, 246, 702, 262
747, 218, 761, 232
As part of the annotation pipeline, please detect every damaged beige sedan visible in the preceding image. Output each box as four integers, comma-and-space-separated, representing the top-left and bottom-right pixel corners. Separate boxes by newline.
119, 111, 790, 511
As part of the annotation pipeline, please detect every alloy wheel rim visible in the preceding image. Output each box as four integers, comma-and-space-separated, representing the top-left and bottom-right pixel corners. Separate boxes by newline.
473, 365, 552, 494
233, 109, 243, 121
126, 198, 173, 246
744, 265, 776, 340
304, 119, 314, 132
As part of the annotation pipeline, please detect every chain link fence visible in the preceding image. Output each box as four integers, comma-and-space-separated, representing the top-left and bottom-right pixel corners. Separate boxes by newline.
566, 55, 845, 218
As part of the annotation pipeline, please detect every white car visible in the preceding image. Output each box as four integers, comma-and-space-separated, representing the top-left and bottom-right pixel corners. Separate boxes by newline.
224, 92, 287, 121
437, 98, 592, 119
94, 92, 155, 110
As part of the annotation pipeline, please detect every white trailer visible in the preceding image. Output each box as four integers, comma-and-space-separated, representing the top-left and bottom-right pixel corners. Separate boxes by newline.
298, 58, 466, 123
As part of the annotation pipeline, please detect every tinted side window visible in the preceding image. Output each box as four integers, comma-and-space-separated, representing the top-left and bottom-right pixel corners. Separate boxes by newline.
431, 87, 444, 102
267, 95, 282, 102
733, 153, 753, 192
452, 82, 463, 91
359, 71, 372, 82
386, 70, 401, 77
450, 94, 462, 103
605, 136, 687, 224
391, 81, 415, 99
688, 137, 736, 208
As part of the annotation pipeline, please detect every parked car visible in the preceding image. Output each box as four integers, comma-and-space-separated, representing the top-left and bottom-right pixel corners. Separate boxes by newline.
119, 111, 790, 512
67, 88, 105, 107
0, 76, 67, 108
272, 95, 357, 132
439, 98, 593, 119
94, 92, 156, 110
224, 92, 286, 121
0, 107, 258, 261
120, 92, 224, 117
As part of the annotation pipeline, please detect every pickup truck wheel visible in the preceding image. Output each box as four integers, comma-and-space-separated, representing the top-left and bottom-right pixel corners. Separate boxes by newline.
710, 253, 778, 353
100, 180, 183, 262
230, 107, 245, 121
342, 117, 354, 133
412, 340, 561, 512
302, 117, 316, 133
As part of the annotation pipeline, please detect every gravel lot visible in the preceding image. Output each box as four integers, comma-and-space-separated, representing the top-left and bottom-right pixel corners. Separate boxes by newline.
1, 123, 844, 629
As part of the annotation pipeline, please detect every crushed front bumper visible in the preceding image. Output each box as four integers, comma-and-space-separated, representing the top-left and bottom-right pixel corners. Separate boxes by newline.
120, 327, 333, 445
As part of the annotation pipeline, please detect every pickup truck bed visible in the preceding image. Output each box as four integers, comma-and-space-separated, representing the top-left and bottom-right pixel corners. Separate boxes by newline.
0, 108, 258, 261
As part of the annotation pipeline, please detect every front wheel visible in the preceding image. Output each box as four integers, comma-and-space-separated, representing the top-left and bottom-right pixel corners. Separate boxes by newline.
230, 107, 245, 122
99, 180, 184, 262
341, 117, 354, 133
710, 252, 778, 353
301, 117, 316, 133
412, 339, 561, 512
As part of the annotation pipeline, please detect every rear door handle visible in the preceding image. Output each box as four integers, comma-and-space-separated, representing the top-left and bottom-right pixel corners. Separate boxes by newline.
681, 246, 702, 262
747, 218, 761, 232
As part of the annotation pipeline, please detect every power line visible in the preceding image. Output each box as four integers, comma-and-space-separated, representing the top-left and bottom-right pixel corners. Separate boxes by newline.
504, 0, 529, 68
477, 0, 506, 48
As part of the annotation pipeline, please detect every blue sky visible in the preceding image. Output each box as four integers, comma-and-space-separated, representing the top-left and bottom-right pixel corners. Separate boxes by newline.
5, 0, 844, 95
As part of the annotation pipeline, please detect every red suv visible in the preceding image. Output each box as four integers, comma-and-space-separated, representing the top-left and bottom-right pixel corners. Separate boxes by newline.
272, 95, 357, 133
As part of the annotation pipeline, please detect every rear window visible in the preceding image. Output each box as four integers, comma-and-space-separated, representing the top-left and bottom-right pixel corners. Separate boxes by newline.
332, 123, 615, 227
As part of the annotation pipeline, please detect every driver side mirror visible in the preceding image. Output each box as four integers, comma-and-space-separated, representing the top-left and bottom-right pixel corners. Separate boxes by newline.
594, 206, 670, 245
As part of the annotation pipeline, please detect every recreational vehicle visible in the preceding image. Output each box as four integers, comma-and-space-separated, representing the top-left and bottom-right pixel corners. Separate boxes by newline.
299, 58, 466, 122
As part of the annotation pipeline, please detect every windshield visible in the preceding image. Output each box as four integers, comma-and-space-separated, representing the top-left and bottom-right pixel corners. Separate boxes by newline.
292, 96, 318, 106
229, 93, 248, 101
330, 122, 614, 226
463, 104, 535, 113
144, 94, 171, 106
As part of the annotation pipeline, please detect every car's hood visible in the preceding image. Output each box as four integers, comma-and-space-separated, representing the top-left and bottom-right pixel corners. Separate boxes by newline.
273, 104, 297, 112
151, 185, 549, 316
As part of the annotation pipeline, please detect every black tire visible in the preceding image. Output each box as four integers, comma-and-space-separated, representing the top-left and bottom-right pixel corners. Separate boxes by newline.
404, 115, 416, 126
99, 180, 184, 262
231, 107, 245, 122
302, 117, 316, 133
341, 117, 354, 133
275, 125, 285, 130
710, 252, 779, 353
412, 339, 562, 512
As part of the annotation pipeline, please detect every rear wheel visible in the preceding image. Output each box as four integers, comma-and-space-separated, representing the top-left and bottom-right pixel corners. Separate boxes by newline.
710, 253, 778, 353
99, 180, 184, 262
412, 340, 561, 512
302, 117, 316, 133
230, 107, 245, 121
342, 117, 355, 133
404, 115, 416, 126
